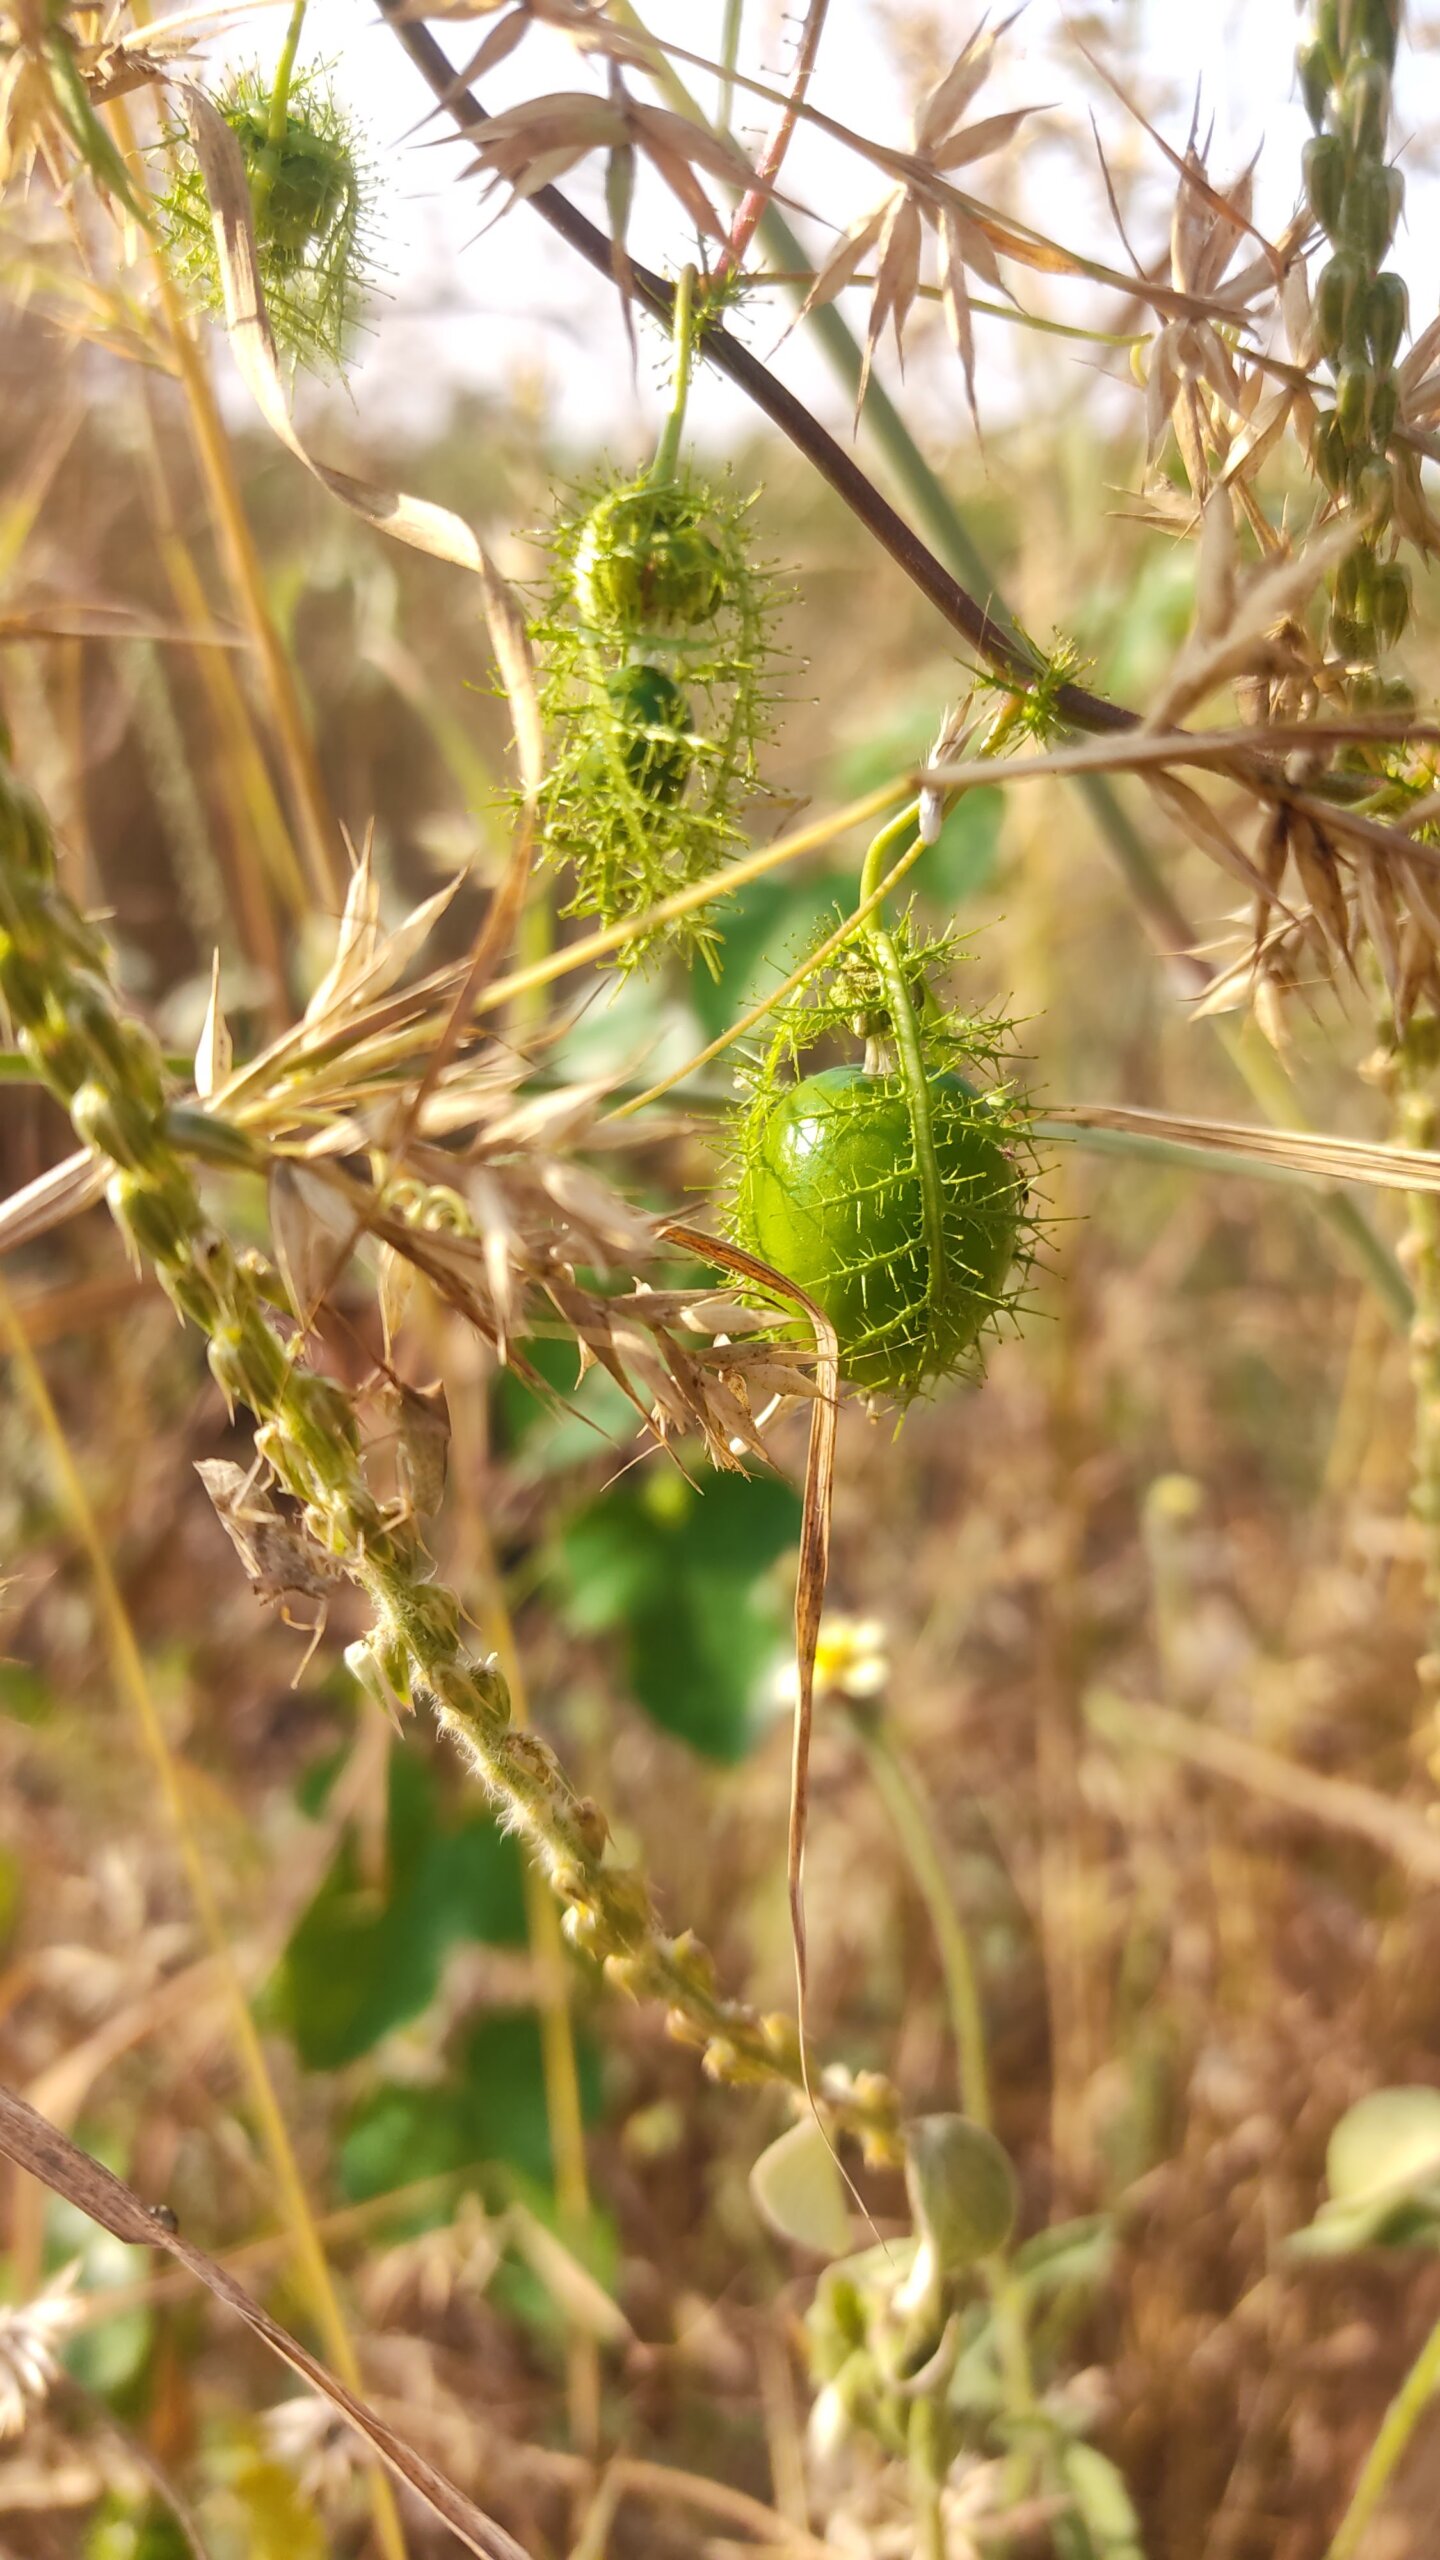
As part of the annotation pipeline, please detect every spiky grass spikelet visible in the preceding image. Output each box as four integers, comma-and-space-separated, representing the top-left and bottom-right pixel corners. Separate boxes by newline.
728, 918, 1039, 1402
162, 62, 374, 373
532, 468, 781, 972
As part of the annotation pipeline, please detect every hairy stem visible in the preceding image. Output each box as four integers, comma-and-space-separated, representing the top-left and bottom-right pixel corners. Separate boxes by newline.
0, 755, 903, 2165
649, 261, 697, 484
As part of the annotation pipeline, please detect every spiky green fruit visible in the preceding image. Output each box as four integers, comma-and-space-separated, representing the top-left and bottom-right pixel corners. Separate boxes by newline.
734, 1065, 1024, 1397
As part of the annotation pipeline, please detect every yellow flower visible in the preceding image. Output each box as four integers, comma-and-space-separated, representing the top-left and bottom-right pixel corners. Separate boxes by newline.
774, 1614, 890, 1711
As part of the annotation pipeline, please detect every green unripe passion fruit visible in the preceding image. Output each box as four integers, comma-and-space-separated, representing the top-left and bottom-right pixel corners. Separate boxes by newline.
605, 662, 694, 802
232, 108, 348, 264
735, 1065, 1024, 1397
574, 485, 725, 632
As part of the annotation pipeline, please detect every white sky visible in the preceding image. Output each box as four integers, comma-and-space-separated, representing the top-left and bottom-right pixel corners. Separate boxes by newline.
207, 3, 1440, 458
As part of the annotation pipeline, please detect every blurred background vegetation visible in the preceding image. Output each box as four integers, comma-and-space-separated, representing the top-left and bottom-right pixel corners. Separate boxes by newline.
5, 30, 1440, 2547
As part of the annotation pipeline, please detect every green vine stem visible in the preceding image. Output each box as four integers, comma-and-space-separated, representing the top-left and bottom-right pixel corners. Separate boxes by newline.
1327, 2267, 1440, 2556
649, 260, 697, 486
249, 0, 312, 239
0, 757, 901, 2166
843, 1704, 990, 2131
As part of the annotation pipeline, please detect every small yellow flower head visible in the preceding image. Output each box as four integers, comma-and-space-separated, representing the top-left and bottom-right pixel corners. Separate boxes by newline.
774, 1614, 891, 1712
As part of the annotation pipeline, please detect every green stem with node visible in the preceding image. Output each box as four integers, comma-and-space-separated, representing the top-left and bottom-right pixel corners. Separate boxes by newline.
845, 1706, 990, 2130
649, 261, 698, 487
252, 0, 310, 232
858, 798, 922, 908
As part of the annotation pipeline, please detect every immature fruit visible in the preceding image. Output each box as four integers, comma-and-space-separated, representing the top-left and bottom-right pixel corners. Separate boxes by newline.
574, 484, 725, 631
232, 107, 349, 263
735, 1065, 1023, 1396
606, 663, 693, 802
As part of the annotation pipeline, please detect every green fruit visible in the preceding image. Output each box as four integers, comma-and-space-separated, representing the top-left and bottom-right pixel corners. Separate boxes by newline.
1366, 271, 1409, 370
605, 662, 694, 802
1315, 253, 1366, 363
575, 484, 725, 631
1341, 56, 1391, 158
1303, 132, 1347, 237
232, 108, 349, 263
1339, 162, 1403, 264
1297, 39, 1332, 128
735, 1065, 1024, 1396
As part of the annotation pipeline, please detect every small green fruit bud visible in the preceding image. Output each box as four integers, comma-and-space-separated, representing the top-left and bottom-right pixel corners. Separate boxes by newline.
1365, 271, 1409, 370
574, 482, 726, 631
1341, 56, 1390, 158
107, 1171, 188, 1270
1310, 408, 1351, 494
1368, 370, 1399, 443
1302, 132, 1347, 236
1314, 253, 1366, 362
1351, 0, 1400, 71
0, 769, 54, 878
1352, 456, 1395, 526
605, 663, 694, 804
1336, 362, 1372, 443
1370, 558, 1412, 650
1340, 163, 1404, 264
71, 1077, 162, 1174
1296, 39, 1331, 128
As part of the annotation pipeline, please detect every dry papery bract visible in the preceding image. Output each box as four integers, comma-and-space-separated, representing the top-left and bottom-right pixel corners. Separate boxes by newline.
199, 841, 817, 1473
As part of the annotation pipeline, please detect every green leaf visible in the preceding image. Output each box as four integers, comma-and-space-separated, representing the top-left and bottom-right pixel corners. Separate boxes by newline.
557, 1466, 802, 1761
492, 1328, 639, 1474
1290, 2087, 1440, 2254
340, 2012, 602, 2204
751, 2117, 853, 2256
274, 1749, 526, 2070
1060, 2442, 1146, 2558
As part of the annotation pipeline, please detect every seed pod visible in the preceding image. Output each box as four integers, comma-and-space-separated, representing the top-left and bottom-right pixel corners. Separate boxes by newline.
604, 663, 694, 803
734, 1064, 1026, 1398
1336, 362, 1373, 443
1315, 253, 1367, 362
1368, 370, 1399, 443
1302, 132, 1348, 237
1334, 544, 1371, 622
107, 1172, 189, 1271
1370, 558, 1412, 650
0, 766, 54, 878
575, 482, 727, 632
1350, 0, 1400, 68
1329, 607, 1370, 662
1340, 56, 1391, 158
1297, 38, 1332, 127
1352, 455, 1395, 526
1365, 270, 1409, 370
70, 1077, 162, 1174
230, 107, 348, 265
1339, 163, 1404, 264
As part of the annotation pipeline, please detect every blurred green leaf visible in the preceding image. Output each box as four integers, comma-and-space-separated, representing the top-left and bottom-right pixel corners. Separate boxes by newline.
492, 1328, 639, 1475
275, 1750, 526, 2070
50, 2203, 151, 2399
1058, 2441, 1146, 2558
1290, 2086, 1440, 2255
557, 1464, 802, 1761
85, 2498, 196, 2560
340, 2012, 602, 2203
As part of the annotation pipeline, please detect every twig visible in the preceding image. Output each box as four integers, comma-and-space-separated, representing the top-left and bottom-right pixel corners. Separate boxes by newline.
715, 0, 829, 281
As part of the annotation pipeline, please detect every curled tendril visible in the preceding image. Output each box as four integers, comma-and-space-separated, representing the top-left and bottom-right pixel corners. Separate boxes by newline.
530, 468, 783, 973
161, 62, 375, 373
